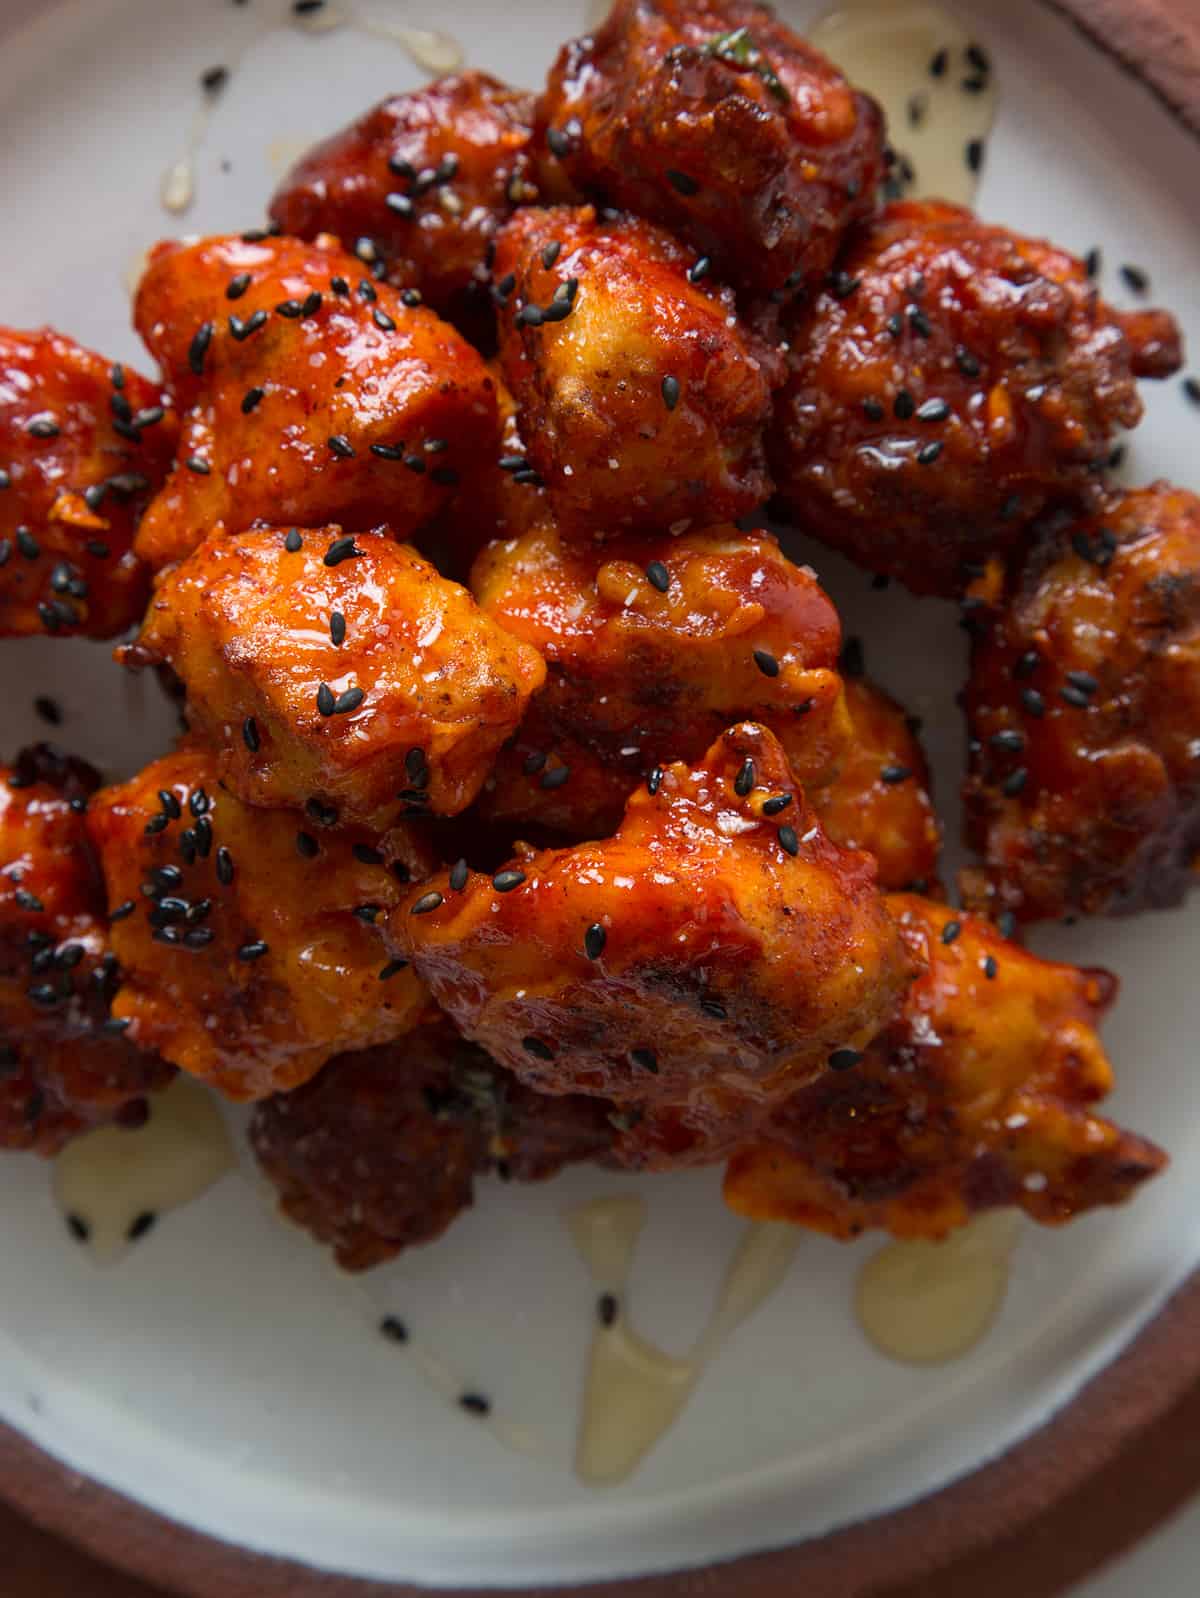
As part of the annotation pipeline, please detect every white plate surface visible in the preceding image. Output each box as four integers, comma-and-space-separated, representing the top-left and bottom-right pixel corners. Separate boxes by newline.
1, 0, 1199, 1587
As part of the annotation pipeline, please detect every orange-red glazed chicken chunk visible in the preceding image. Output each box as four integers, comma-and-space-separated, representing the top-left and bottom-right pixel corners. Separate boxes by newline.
534, 0, 885, 303
127, 526, 545, 828
809, 677, 942, 895
724, 895, 1166, 1239
250, 1027, 613, 1271
770, 201, 1183, 595
0, 327, 175, 636
962, 483, 1200, 923
493, 206, 782, 538
393, 723, 913, 1151
87, 747, 436, 1101
133, 233, 498, 570
270, 71, 537, 343
471, 521, 847, 787
1, 745, 173, 1154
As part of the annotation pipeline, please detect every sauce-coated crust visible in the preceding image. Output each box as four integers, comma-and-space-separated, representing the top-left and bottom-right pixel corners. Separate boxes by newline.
724, 895, 1166, 1239
493, 206, 781, 538
87, 748, 436, 1101
128, 526, 545, 827
133, 233, 498, 570
472, 520, 846, 781
250, 1027, 613, 1271
810, 676, 942, 894
962, 482, 1200, 921
0, 747, 173, 1153
770, 201, 1183, 595
269, 71, 537, 342
533, 0, 884, 303
393, 723, 913, 1143
0, 327, 174, 636
473, 700, 638, 842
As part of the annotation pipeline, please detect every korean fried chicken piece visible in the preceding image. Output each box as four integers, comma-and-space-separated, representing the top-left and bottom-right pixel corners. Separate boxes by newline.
269, 72, 537, 343
393, 724, 913, 1146
0, 745, 173, 1153
493, 206, 782, 538
471, 521, 847, 785
962, 483, 1200, 923
724, 895, 1166, 1239
534, 0, 884, 304
0, 327, 175, 636
87, 747, 436, 1101
250, 1028, 613, 1271
809, 677, 942, 894
474, 702, 637, 842
769, 201, 1184, 596
132, 233, 498, 570
127, 526, 545, 828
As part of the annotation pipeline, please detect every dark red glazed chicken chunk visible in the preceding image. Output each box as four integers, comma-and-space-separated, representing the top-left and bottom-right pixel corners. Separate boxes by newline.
725, 895, 1166, 1239
127, 526, 545, 828
471, 520, 846, 786
87, 747, 436, 1101
270, 71, 537, 343
493, 206, 782, 538
0, 327, 175, 636
535, 0, 885, 303
770, 200, 1183, 595
962, 483, 1200, 922
133, 233, 498, 570
393, 723, 913, 1153
250, 1027, 613, 1271
0, 745, 173, 1154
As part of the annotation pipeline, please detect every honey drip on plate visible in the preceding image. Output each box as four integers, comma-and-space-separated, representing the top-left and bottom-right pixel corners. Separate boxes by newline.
569, 1197, 801, 1484
810, 0, 999, 206
856, 1210, 1021, 1365
53, 1076, 235, 1266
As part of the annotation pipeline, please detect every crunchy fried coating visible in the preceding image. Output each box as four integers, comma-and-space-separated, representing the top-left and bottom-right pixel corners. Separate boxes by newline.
133, 233, 498, 570
471, 520, 847, 787
126, 526, 545, 828
534, 0, 884, 303
474, 700, 638, 842
269, 72, 537, 343
250, 1028, 613, 1271
769, 201, 1184, 596
962, 483, 1200, 922
810, 677, 942, 894
0, 746, 173, 1153
0, 327, 175, 636
393, 724, 913, 1147
724, 895, 1166, 1239
493, 206, 781, 538
87, 747, 436, 1100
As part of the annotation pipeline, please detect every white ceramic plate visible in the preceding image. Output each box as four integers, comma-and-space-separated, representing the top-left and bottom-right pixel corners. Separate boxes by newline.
1, 0, 1199, 1588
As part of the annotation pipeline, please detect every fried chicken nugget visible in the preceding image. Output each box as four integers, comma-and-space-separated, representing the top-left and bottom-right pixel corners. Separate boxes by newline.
769, 201, 1183, 595
493, 206, 782, 538
87, 747, 436, 1100
962, 482, 1200, 922
126, 526, 545, 827
724, 895, 1166, 1239
0, 326, 175, 636
250, 1027, 613, 1271
133, 233, 498, 570
1, 745, 173, 1154
534, 0, 884, 303
393, 723, 913, 1145
270, 71, 537, 343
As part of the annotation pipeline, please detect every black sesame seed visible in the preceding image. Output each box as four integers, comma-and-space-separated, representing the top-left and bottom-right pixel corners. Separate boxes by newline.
370, 443, 405, 460
300, 290, 322, 317
516, 303, 544, 328
229, 309, 268, 341
915, 397, 950, 423
597, 1293, 618, 1328
316, 683, 335, 717
541, 241, 562, 269
241, 386, 264, 414
886, 311, 904, 338
296, 831, 319, 859
584, 923, 606, 961
186, 320, 214, 377
522, 1036, 554, 1060
357, 275, 378, 300
143, 814, 170, 836
33, 695, 61, 726
753, 648, 780, 678
459, 1393, 491, 1417
186, 454, 211, 475
380, 1315, 409, 1344
661, 374, 681, 412
403, 454, 426, 473
492, 869, 525, 893
0, 468, 8, 491
734, 758, 756, 797
1021, 688, 1045, 718
1002, 767, 1029, 796
862, 397, 885, 421
687, 256, 711, 284
237, 940, 269, 962
67, 1213, 90, 1243
13, 889, 44, 912
1013, 649, 1039, 680
331, 275, 350, 296
777, 825, 799, 856
546, 126, 572, 158
966, 41, 991, 73
880, 764, 913, 784
829, 270, 860, 301
16, 527, 39, 560
983, 954, 998, 980
285, 529, 303, 552
917, 441, 944, 465
893, 389, 915, 421
1065, 670, 1099, 695
373, 307, 397, 333
761, 794, 792, 817
929, 47, 949, 77
215, 847, 235, 886
353, 903, 381, 924
127, 1211, 157, 1242
431, 465, 459, 487
647, 767, 664, 796
541, 765, 570, 790
955, 345, 982, 378
109, 899, 137, 923
226, 272, 251, 300
411, 890, 444, 916
494, 272, 517, 303
378, 960, 408, 981
332, 686, 364, 716
448, 858, 469, 894
631, 1048, 659, 1074
828, 1048, 862, 1071
645, 560, 670, 593
990, 729, 1025, 753
405, 748, 429, 786
941, 919, 961, 945
666, 168, 699, 195
1120, 264, 1149, 296
965, 138, 985, 174
327, 434, 355, 459
324, 535, 359, 567
1183, 377, 1200, 409
908, 306, 933, 338
242, 716, 260, 752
